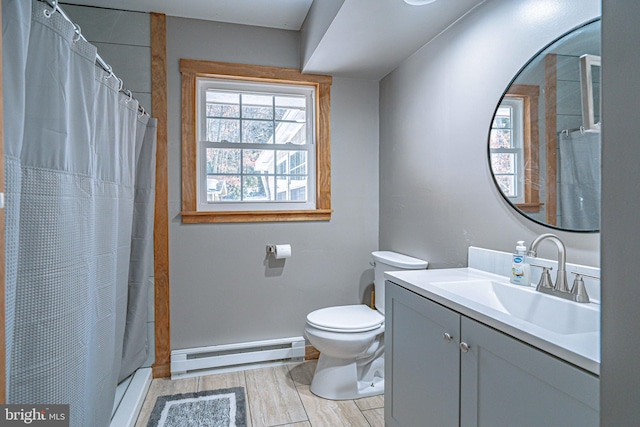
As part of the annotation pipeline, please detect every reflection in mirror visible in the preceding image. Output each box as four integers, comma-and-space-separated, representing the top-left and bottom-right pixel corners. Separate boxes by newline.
489, 19, 601, 232
580, 54, 601, 131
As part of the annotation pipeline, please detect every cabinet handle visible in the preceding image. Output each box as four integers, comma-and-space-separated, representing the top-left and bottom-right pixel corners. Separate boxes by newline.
459, 342, 470, 353
443, 333, 453, 343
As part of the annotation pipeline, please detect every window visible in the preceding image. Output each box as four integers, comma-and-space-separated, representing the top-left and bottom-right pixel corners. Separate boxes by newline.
198, 79, 315, 211
490, 98, 524, 203
490, 85, 542, 213
180, 60, 332, 223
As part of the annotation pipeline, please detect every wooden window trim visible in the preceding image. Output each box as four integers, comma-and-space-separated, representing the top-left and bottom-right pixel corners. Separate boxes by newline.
506, 84, 543, 213
179, 59, 332, 223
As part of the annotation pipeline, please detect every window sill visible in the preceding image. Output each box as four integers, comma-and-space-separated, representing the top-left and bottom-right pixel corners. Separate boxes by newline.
180, 209, 333, 223
516, 202, 544, 213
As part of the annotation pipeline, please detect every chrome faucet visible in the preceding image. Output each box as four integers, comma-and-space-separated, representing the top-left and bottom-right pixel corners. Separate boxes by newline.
527, 233, 569, 292
527, 233, 590, 303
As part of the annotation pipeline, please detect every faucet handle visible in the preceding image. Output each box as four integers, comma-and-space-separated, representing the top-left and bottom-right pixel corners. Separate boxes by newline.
571, 271, 600, 281
530, 264, 553, 290
569, 272, 594, 303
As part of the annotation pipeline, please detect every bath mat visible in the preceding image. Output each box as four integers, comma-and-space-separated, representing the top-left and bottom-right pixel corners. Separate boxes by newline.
146, 387, 247, 427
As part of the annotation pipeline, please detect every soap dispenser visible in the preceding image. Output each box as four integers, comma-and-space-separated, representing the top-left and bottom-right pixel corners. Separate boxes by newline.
510, 240, 531, 286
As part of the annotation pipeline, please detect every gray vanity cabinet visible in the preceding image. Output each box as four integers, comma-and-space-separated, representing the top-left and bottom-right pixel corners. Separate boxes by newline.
385, 282, 461, 427
460, 316, 599, 427
385, 281, 600, 427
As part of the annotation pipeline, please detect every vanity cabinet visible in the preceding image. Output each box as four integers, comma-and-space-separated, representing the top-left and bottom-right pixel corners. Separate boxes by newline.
385, 280, 461, 427
385, 281, 599, 427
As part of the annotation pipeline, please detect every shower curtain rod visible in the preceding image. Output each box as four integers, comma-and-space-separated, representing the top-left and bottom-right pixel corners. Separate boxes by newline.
41, 0, 149, 117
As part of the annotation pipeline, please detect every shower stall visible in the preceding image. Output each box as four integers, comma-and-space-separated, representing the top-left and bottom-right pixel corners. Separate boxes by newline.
3, 1, 157, 426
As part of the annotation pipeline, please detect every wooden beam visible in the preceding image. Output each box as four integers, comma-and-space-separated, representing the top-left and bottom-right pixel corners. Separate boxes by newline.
545, 54, 558, 226
151, 12, 171, 379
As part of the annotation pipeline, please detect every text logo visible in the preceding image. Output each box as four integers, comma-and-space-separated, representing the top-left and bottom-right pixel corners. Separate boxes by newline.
0, 405, 69, 426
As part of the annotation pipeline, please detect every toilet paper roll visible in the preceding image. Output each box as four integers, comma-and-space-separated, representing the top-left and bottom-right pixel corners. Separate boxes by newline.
274, 244, 292, 259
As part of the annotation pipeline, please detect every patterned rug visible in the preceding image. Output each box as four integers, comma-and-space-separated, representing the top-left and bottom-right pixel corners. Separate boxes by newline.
146, 387, 247, 427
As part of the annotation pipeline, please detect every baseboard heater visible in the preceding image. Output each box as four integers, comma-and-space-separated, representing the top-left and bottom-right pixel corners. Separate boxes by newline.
171, 336, 305, 379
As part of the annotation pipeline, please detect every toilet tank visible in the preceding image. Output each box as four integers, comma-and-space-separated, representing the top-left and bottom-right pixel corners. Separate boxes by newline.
372, 251, 428, 314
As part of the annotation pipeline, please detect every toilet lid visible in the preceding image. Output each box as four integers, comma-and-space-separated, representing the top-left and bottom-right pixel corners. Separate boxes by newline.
307, 305, 384, 333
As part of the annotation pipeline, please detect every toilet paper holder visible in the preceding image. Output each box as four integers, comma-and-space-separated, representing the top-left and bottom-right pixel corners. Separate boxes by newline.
266, 244, 292, 259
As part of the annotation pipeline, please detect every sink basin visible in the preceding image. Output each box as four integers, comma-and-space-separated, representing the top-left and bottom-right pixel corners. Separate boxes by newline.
431, 280, 599, 335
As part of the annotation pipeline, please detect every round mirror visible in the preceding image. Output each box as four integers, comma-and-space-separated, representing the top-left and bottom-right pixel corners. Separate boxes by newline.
488, 19, 601, 232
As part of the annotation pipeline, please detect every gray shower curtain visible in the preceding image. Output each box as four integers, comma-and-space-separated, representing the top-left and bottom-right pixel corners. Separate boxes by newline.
558, 130, 601, 230
3, 1, 156, 426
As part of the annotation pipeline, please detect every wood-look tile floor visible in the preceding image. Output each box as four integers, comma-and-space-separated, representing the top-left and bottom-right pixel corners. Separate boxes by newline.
134, 360, 384, 427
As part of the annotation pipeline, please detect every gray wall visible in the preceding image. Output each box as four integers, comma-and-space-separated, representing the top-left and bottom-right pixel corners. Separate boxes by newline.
299, 0, 344, 71
166, 17, 379, 349
379, 0, 601, 268
600, 1, 640, 425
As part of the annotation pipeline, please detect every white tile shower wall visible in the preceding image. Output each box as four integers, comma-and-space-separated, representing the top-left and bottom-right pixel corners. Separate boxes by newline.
468, 246, 601, 303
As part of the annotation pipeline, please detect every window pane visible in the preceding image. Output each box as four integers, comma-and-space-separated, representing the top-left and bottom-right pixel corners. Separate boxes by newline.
206, 148, 240, 174
207, 175, 241, 201
275, 176, 308, 201
275, 96, 306, 121
496, 106, 511, 118
275, 122, 306, 144
291, 151, 307, 175
495, 175, 516, 197
492, 116, 511, 129
276, 151, 308, 175
243, 149, 274, 174
491, 153, 516, 174
207, 118, 240, 142
206, 91, 240, 118
242, 94, 273, 119
276, 176, 288, 200
242, 120, 274, 144
276, 151, 287, 174
489, 129, 512, 149
243, 175, 273, 201
290, 176, 308, 201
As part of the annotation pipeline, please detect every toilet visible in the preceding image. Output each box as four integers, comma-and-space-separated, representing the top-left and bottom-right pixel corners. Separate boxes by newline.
304, 251, 428, 400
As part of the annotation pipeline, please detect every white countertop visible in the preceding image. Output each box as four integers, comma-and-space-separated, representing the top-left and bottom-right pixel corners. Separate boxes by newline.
385, 267, 600, 375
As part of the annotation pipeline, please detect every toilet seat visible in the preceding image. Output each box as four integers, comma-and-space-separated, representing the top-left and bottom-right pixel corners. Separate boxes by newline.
307, 304, 384, 333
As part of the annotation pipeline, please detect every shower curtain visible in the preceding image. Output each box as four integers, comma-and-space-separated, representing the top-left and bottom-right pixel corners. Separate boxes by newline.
557, 130, 601, 230
3, 1, 157, 426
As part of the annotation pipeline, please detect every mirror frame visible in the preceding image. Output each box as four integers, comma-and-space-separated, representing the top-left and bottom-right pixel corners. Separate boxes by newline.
487, 18, 600, 233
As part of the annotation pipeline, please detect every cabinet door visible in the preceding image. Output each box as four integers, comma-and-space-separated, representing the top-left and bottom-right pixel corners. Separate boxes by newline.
460, 317, 599, 427
385, 282, 461, 427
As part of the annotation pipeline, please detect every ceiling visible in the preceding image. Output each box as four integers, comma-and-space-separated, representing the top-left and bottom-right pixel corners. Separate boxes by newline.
65, 0, 314, 30
302, 0, 487, 80
64, 0, 487, 80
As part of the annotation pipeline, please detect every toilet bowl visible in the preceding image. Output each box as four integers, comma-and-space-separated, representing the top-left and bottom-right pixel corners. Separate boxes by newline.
305, 251, 428, 400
